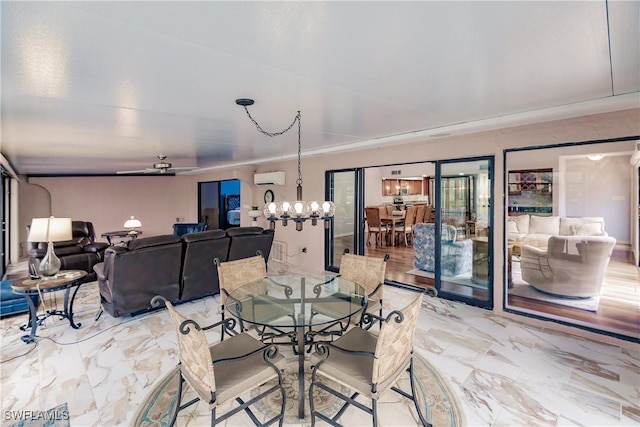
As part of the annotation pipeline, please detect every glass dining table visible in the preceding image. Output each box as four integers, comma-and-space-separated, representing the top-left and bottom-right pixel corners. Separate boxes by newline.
224, 273, 368, 419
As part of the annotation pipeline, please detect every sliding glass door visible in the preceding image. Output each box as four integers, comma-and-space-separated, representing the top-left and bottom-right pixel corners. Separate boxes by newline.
325, 169, 364, 272
436, 159, 493, 308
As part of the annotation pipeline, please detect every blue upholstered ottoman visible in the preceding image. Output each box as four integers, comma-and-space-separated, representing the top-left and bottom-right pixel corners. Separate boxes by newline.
0, 279, 38, 317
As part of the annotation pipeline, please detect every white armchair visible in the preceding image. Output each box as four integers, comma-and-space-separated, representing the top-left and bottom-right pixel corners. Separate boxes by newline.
521, 235, 616, 298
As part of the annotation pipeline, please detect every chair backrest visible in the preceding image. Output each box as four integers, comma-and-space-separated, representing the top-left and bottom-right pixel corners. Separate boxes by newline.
372, 293, 423, 385
385, 205, 395, 216
165, 300, 216, 402
403, 205, 417, 229
365, 207, 382, 228
414, 204, 426, 224
217, 254, 267, 305
339, 253, 387, 299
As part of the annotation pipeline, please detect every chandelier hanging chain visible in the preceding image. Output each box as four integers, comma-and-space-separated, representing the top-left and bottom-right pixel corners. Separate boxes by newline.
241, 106, 303, 188
236, 98, 334, 231
241, 106, 300, 138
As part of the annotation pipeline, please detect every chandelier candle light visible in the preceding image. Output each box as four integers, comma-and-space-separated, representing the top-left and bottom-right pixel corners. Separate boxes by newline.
27, 217, 73, 278
236, 98, 335, 231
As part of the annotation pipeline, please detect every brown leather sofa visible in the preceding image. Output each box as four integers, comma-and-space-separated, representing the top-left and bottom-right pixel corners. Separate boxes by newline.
179, 229, 230, 301
27, 220, 109, 283
94, 227, 274, 317
94, 234, 183, 318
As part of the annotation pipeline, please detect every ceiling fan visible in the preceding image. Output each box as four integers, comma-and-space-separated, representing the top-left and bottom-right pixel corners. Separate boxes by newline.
116, 155, 198, 175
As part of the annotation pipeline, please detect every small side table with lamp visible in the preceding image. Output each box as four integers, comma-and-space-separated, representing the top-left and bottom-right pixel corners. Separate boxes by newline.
101, 216, 142, 245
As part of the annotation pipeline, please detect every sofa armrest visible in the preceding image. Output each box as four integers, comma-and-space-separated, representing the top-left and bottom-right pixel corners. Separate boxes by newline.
93, 262, 106, 281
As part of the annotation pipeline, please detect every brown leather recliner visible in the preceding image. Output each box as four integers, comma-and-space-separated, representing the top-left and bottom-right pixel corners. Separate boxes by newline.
94, 234, 183, 317
179, 229, 230, 301
26, 220, 109, 282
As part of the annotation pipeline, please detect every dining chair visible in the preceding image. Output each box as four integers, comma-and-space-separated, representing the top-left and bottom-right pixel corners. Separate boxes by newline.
216, 253, 293, 342
364, 207, 388, 246
215, 253, 267, 340
395, 205, 417, 246
308, 294, 428, 427
309, 251, 389, 342
414, 204, 426, 224
150, 296, 286, 427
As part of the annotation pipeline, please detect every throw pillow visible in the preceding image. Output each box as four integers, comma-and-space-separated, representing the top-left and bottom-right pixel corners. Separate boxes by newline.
507, 219, 519, 233
571, 223, 604, 236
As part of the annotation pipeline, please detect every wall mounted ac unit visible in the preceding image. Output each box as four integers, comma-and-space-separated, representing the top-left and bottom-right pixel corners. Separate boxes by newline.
254, 171, 285, 186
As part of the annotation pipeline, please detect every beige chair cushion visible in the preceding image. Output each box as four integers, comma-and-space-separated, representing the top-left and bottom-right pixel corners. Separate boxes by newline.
211, 333, 284, 406
312, 294, 423, 399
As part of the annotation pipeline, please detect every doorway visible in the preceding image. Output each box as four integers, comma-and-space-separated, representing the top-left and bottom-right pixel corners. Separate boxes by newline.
326, 157, 494, 310
198, 179, 241, 230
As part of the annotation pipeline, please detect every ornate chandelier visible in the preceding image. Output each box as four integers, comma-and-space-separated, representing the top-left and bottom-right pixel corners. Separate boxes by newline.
236, 98, 335, 231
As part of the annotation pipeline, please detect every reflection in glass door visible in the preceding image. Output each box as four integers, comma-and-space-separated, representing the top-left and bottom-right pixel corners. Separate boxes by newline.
437, 159, 493, 308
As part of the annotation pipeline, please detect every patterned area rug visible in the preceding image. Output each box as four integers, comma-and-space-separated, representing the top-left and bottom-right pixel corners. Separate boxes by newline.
133, 353, 465, 426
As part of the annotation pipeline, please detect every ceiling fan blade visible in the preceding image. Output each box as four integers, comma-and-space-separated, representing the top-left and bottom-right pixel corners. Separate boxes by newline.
170, 166, 199, 171
116, 168, 158, 174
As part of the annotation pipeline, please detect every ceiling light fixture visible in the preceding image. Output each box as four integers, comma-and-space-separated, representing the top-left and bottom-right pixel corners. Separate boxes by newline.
587, 154, 604, 161
236, 98, 335, 231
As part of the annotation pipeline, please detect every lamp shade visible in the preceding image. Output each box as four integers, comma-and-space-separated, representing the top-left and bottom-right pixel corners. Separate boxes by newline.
27, 217, 72, 243
124, 216, 142, 229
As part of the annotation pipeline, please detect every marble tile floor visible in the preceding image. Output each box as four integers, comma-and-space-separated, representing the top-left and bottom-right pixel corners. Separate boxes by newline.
1, 272, 638, 426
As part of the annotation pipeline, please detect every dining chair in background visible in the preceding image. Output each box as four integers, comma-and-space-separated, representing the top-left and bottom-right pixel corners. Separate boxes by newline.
414, 204, 426, 224
150, 296, 286, 427
364, 207, 388, 246
308, 293, 428, 427
394, 205, 417, 246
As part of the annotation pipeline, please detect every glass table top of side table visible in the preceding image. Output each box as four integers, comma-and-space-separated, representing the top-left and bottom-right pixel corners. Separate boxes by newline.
224, 272, 367, 419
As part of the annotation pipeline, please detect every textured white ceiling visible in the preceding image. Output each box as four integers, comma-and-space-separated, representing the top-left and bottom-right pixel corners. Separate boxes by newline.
1, 1, 638, 175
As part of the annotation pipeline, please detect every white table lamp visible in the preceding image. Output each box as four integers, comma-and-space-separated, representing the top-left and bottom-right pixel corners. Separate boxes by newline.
27, 217, 72, 278
124, 216, 142, 234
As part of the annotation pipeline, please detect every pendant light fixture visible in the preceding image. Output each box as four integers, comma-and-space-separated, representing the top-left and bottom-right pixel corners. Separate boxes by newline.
236, 98, 335, 231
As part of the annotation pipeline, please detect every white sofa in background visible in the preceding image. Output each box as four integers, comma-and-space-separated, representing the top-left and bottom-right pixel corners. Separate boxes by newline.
508, 215, 607, 251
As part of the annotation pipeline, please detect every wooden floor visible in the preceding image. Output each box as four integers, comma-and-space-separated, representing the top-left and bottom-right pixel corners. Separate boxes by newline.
336, 234, 639, 339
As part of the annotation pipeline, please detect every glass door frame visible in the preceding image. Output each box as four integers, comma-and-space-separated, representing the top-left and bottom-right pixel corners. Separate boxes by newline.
435, 157, 494, 310
324, 168, 365, 273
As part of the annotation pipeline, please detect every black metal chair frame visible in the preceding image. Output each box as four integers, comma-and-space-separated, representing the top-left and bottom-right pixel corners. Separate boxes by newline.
308, 310, 431, 427
151, 296, 286, 427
